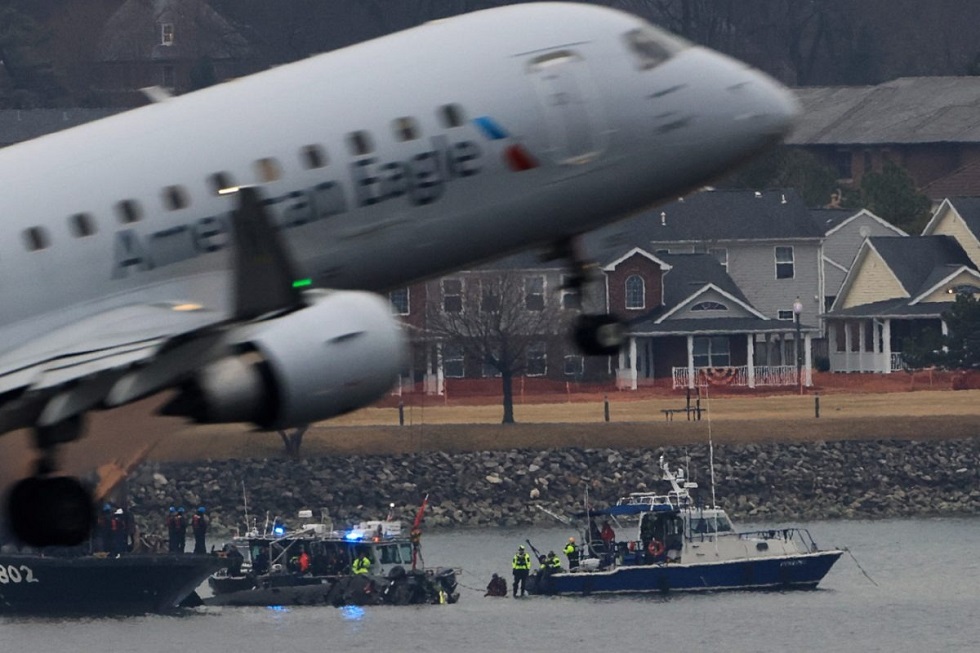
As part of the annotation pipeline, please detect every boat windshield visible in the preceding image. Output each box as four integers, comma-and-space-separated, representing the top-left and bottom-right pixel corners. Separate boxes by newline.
378, 544, 402, 565
688, 514, 734, 535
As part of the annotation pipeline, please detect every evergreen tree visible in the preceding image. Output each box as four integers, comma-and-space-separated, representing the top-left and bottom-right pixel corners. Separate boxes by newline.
939, 294, 980, 370
858, 162, 932, 233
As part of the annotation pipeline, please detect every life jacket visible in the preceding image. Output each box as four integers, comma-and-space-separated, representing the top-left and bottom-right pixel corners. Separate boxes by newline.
512, 552, 530, 571
352, 556, 371, 574
563, 543, 578, 557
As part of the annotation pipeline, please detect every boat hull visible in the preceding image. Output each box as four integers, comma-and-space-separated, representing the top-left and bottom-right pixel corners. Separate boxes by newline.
0, 553, 228, 614
530, 550, 843, 595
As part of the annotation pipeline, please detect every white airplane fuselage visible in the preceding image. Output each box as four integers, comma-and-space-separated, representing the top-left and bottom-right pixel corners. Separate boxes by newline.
0, 3, 796, 360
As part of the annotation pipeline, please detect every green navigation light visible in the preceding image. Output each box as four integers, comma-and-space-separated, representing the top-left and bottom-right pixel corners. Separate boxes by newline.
292, 278, 313, 288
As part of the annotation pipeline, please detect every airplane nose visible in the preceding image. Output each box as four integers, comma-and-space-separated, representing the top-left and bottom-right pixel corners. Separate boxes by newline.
728, 68, 801, 142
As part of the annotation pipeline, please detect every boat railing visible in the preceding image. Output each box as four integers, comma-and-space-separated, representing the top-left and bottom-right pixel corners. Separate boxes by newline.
738, 528, 819, 552
617, 490, 691, 510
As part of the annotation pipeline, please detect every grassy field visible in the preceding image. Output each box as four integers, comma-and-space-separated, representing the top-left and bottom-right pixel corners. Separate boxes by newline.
140, 388, 980, 461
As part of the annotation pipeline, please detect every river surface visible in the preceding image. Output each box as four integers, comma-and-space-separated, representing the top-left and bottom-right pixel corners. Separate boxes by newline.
1, 518, 978, 653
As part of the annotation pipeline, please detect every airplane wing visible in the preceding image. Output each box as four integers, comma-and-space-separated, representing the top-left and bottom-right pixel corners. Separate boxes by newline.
0, 187, 305, 437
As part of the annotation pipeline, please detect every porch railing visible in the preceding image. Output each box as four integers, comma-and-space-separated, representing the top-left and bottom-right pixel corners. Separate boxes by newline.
671, 365, 809, 389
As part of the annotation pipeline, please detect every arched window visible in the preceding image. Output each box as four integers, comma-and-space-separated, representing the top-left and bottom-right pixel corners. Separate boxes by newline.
692, 301, 728, 311
625, 275, 645, 309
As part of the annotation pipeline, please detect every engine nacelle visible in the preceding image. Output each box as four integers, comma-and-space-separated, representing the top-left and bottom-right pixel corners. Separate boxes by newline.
164, 290, 407, 428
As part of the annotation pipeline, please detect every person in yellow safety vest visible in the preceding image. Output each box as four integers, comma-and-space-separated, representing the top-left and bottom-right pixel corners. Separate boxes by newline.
547, 551, 562, 572
512, 545, 531, 597
352, 549, 372, 575
563, 537, 580, 569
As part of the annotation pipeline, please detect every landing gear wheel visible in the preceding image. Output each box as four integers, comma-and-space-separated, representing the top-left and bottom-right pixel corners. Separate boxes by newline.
6, 476, 94, 547
574, 314, 626, 357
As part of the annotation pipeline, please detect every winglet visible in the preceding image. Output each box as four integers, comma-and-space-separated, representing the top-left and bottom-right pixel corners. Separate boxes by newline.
231, 186, 305, 320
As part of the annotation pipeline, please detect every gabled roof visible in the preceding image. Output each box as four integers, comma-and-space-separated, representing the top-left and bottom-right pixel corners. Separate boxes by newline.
593, 188, 822, 244
601, 247, 672, 272
789, 77, 980, 145
829, 297, 957, 320
811, 207, 906, 237
870, 235, 972, 296
923, 197, 980, 239
656, 253, 750, 309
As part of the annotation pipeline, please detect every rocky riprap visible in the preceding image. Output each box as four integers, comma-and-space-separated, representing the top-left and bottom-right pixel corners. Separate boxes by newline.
125, 438, 980, 539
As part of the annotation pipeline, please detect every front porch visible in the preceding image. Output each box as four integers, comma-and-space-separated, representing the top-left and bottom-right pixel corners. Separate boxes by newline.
827, 316, 943, 373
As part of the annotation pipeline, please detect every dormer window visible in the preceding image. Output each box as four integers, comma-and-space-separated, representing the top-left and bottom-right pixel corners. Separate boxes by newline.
161, 23, 174, 46
625, 275, 645, 309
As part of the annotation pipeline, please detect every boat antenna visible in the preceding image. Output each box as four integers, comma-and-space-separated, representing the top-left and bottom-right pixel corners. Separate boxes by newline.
701, 377, 717, 509
242, 480, 250, 535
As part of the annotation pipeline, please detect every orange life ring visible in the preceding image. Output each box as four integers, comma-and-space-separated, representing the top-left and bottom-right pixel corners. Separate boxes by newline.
647, 539, 665, 557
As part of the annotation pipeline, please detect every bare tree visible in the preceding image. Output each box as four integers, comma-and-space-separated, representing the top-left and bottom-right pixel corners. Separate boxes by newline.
425, 271, 570, 424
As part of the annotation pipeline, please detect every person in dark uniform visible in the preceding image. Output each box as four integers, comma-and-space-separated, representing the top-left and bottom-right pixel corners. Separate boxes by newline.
352, 549, 372, 575
511, 544, 531, 597
175, 507, 188, 552
109, 508, 128, 555
166, 507, 179, 552
485, 573, 507, 597
191, 506, 208, 554
252, 546, 270, 575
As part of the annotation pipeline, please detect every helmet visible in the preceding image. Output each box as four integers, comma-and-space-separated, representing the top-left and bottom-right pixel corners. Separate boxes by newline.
548, 551, 555, 556
518, 545, 525, 550
169, 506, 176, 513
177, 507, 185, 513
197, 506, 206, 513
114, 508, 124, 515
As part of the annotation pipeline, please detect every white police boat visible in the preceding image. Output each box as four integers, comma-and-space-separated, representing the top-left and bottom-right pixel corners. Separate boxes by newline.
528, 456, 842, 596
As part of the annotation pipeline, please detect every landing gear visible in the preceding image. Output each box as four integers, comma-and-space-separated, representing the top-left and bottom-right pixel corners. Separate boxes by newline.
552, 238, 627, 357
4, 415, 95, 548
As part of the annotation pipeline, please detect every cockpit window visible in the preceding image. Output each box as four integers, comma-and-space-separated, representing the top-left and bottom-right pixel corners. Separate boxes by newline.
623, 27, 687, 71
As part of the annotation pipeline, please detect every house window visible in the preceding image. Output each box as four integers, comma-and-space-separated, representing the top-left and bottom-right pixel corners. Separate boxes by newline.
691, 301, 727, 311
23, 227, 50, 251
525, 276, 545, 311
560, 274, 580, 310
563, 354, 584, 376
68, 213, 97, 238
777, 310, 794, 321
162, 65, 175, 89
835, 149, 852, 180
526, 342, 547, 376
442, 344, 464, 378
625, 275, 645, 309
437, 103, 466, 128
442, 278, 462, 313
161, 23, 174, 46
482, 359, 501, 378
775, 246, 795, 279
389, 288, 409, 315
480, 281, 500, 313
693, 336, 730, 367
709, 247, 728, 271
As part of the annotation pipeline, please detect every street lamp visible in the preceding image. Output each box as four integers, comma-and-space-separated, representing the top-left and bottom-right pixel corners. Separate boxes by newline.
793, 297, 803, 392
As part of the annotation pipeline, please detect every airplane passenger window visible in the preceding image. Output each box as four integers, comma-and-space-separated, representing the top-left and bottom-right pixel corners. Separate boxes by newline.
68, 213, 97, 238
346, 131, 374, 156
255, 157, 282, 182
623, 28, 673, 70
116, 199, 143, 224
300, 144, 328, 169
24, 227, 50, 251
392, 117, 420, 142
437, 103, 466, 128
208, 172, 236, 195
162, 185, 189, 211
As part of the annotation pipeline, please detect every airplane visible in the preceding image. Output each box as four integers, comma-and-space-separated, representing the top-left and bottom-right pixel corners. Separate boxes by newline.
0, 2, 798, 547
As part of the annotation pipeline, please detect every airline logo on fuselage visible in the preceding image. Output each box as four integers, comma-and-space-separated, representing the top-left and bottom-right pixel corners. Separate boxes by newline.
111, 117, 536, 278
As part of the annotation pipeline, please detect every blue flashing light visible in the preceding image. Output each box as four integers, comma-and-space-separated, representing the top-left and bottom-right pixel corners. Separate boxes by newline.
344, 530, 362, 541
273, 526, 286, 536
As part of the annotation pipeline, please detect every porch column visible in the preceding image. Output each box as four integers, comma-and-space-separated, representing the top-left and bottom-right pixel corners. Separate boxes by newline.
435, 342, 445, 395
804, 332, 813, 387
778, 333, 786, 366
872, 320, 883, 373
686, 335, 695, 390
844, 320, 853, 372
746, 334, 756, 389
882, 319, 892, 374
941, 320, 949, 354
858, 320, 867, 372
828, 321, 838, 372
618, 347, 627, 389
629, 336, 638, 391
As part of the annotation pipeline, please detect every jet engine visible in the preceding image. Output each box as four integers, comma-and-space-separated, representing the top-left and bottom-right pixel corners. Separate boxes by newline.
162, 290, 407, 428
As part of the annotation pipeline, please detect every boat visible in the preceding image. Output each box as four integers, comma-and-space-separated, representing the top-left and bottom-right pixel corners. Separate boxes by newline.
205, 507, 459, 606
0, 551, 229, 614
527, 455, 842, 596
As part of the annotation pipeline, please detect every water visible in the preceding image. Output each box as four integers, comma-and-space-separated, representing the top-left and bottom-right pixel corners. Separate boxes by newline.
2, 518, 978, 653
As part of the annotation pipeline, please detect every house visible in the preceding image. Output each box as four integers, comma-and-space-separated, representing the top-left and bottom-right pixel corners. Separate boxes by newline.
789, 77, 980, 199
922, 197, 980, 269
810, 207, 906, 312
0, 109, 121, 148
825, 235, 979, 373
93, 0, 259, 104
